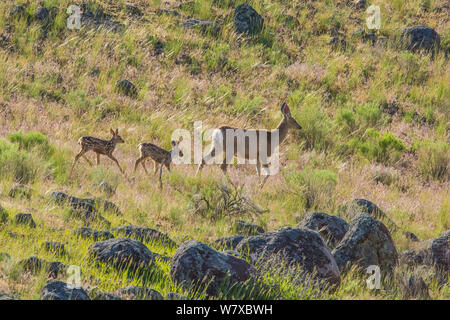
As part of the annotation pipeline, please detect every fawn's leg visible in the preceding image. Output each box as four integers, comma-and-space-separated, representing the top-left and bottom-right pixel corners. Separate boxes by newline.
96, 153, 100, 165
134, 156, 145, 173
107, 154, 124, 173
153, 160, 159, 175
82, 153, 93, 167
141, 161, 149, 175
70, 149, 86, 177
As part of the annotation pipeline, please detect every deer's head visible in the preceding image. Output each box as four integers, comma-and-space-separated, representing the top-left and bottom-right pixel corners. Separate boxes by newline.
110, 128, 125, 144
171, 138, 183, 159
281, 102, 302, 130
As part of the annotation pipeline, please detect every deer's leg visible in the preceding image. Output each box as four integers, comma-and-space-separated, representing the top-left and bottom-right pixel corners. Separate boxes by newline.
107, 154, 124, 173
70, 149, 86, 177
141, 161, 149, 175
196, 147, 216, 176
220, 154, 228, 175
259, 164, 270, 189
82, 153, 93, 167
96, 153, 100, 165
153, 160, 158, 175
158, 163, 163, 188
134, 156, 145, 173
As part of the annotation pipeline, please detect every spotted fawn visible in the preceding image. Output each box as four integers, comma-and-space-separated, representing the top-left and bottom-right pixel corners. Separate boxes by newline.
70, 128, 125, 177
134, 139, 183, 187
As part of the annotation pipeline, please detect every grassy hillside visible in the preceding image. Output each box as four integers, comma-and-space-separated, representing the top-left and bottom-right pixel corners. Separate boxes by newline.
0, 0, 448, 300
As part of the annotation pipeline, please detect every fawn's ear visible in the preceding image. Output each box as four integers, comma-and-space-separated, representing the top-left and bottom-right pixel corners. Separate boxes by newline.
281, 102, 290, 116
110, 128, 115, 136
116, 128, 119, 134
171, 140, 176, 147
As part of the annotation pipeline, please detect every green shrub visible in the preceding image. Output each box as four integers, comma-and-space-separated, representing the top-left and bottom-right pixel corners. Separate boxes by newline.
0, 139, 44, 184
336, 108, 356, 134
415, 140, 449, 180
285, 168, 338, 210
351, 129, 405, 164
356, 103, 383, 128
8, 131, 54, 158
296, 104, 332, 151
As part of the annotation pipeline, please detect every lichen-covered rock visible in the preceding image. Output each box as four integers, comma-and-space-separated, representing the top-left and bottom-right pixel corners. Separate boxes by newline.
236, 227, 340, 287
0, 292, 19, 300
298, 212, 349, 248
399, 230, 449, 272
234, 4, 264, 35
14, 213, 36, 228
73, 227, 114, 241
233, 220, 264, 236
400, 26, 440, 53
89, 238, 156, 270
332, 214, 398, 273
116, 286, 163, 300
18, 256, 67, 278
34, 7, 49, 22
86, 287, 122, 300
171, 240, 255, 296
214, 235, 245, 250
165, 292, 189, 300
111, 225, 176, 247
41, 281, 90, 300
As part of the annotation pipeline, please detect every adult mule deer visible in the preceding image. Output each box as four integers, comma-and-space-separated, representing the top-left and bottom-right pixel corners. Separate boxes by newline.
69, 128, 125, 177
195, 102, 302, 187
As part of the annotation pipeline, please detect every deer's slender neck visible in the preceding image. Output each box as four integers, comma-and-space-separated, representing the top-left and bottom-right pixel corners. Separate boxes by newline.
275, 117, 289, 143
109, 138, 117, 148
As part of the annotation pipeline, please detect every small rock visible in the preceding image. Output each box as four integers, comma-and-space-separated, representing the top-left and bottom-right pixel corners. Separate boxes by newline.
165, 292, 189, 300
125, 3, 142, 16
9, 184, 33, 199
89, 238, 156, 271
400, 26, 440, 54
117, 286, 163, 300
171, 240, 256, 296
116, 79, 138, 98
298, 212, 349, 248
10, 5, 26, 17
41, 281, 90, 300
0, 292, 19, 300
332, 214, 398, 274
233, 220, 264, 236
43, 241, 66, 256
354, 0, 366, 9
398, 274, 430, 299
176, 53, 192, 65
234, 4, 264, 35
34, 6, 50, 22
329, 37, 347, 50
153, 40, 164, 56
111, 225, 176, 247
14, 213, 36, 228
214, 235, 245, 250
86, 287, 122, 300
73, 227, 114, 241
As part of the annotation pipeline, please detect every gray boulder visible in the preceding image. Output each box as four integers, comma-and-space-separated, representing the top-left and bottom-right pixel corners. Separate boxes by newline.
116, 286, 163, 300
171, 240, 255, 296
73, 227, 114, 241
214, 235, 245, 250
111, 225, 176, 247
298, 212, 349, 248
400, 26, 440, 53
89, 238, 156, 271
116, 79, 138, 98
399, 230, 449, 272
41, 281, 90, 300
14, 213, 36, 228
34, 7, 49, 22
236, 227, 340, 287
234, 4, 264, 35
332, 214, 398, 273
233, 220, 264, 236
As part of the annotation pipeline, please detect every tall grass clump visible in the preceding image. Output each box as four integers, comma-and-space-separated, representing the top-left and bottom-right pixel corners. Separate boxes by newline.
414, 139, 449, 181
284, 168, 338, 210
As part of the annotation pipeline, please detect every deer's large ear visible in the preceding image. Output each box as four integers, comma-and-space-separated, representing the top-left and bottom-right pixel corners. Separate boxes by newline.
281, 102, 290, 116
110, 128, 115, 136
116, 128, 119, 134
